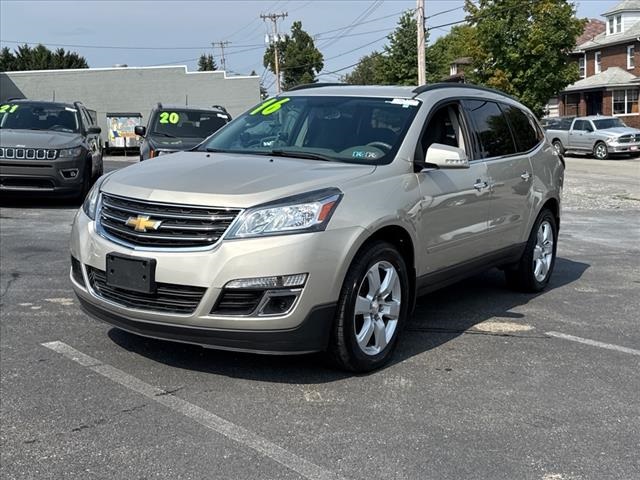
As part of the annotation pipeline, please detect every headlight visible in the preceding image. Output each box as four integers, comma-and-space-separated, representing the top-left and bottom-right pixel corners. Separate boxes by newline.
226, 188, 342, 239
59, 146, 83, 158
82, 173, 111, 220
605, 137, 616, 144
156, 149, 175, 156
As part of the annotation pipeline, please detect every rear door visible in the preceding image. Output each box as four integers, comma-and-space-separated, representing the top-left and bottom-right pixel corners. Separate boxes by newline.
569, 119, 592, 150
462, 99, 533, 253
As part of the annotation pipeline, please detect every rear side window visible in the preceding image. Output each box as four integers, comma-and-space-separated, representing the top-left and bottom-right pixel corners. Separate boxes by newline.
501, 105, 541, 152
463, 100, 516, 158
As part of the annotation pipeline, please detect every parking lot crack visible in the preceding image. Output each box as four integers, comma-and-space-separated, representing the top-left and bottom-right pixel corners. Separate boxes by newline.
406, 326, 549, 339
155, 386, 184, 397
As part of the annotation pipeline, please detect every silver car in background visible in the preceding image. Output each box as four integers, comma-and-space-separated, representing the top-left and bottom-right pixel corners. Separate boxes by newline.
545, 115, 640, 159
70, 84, 564, 372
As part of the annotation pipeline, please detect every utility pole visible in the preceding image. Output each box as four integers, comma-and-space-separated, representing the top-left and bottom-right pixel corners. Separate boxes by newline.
261, 12, 288, 94
213, 41, 231, 71
416, 0, 426, 85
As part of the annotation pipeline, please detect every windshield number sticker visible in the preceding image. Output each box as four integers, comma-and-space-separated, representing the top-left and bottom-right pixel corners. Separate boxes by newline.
0, 104, 19, 114
159, 112, 180, 124
250, 98, 290, 116
352, 151, 378, 159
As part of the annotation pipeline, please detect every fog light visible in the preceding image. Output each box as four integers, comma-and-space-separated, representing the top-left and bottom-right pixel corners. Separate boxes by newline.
225, 273, 307, 289
260, 294, 297, 315
60, 168, 79, 179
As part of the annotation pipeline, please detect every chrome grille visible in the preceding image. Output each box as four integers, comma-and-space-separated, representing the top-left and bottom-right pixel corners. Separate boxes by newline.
617, 134, 640, 143
87, 267, 206, 314
99, 193, 241, 249
0, 147, 57, 159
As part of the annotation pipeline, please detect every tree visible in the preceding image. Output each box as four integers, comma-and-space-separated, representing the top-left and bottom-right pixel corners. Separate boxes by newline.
425, 25, 478, 83
0, 44, 88, 71
465, 0, 585, 116
264, 21, 324, 90
342, 52, 386, 85
197, 53, 217, 71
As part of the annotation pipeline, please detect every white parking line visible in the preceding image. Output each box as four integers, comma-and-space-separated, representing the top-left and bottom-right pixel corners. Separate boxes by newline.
546, 331, 640, 356
42, 341, 345, 480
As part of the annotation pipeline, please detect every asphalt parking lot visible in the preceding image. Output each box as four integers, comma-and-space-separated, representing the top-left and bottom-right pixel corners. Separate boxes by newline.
1, 155, 639, 480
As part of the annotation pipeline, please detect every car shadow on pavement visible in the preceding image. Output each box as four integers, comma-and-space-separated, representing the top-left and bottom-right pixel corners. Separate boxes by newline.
107, 257, 589, 382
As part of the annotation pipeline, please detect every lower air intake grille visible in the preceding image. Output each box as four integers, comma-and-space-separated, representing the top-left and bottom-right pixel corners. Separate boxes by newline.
211, 289, 265, 316
87, 267, 206, 314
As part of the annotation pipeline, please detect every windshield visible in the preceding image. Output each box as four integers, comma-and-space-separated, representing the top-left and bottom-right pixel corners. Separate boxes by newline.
151, 109, 229, 139
0, 103, 80, 133
593, 118, 627, 129
199, 95, 421, 164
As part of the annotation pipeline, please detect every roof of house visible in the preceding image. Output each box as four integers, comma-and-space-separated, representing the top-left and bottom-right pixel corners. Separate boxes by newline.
603, 0, 640, 16
576, 19, 606, 45
576, 19, 640, 50
563, 66, 638, 91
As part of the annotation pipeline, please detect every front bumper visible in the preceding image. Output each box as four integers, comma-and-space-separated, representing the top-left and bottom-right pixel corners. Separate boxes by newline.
608, 141, 640, 153
0, 156, 86, 193
70, 209, 364, 353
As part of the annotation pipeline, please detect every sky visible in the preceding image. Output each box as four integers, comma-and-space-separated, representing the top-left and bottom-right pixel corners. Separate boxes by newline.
0, 0, 621, 94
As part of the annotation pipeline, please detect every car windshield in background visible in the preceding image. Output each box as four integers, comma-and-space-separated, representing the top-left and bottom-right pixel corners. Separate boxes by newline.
0, 103, 80, 133
593, 118, 627, 129
151, 110, 228, 138
200, 95, 421, 164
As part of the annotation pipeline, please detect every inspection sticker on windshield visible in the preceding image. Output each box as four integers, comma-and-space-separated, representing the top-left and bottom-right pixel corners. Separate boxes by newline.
386, 98, 420, 108
216, 113, 229, 119
0, 104, 19, 113
65, 107, 77, 112
352, 151, 379, 159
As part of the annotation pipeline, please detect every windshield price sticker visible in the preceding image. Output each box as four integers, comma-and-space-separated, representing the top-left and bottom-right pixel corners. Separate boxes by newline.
0, 104, 19, 114
352, 151, 379, 159
159, 112, 180, 124
250, 98, 290, 116
386, 98, 420, 108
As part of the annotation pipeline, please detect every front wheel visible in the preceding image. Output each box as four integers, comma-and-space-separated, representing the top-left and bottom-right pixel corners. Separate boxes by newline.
505, 209, 557, 292
327, 241, 410, 372
552, 139, 565, 156
593, 141, 609, 160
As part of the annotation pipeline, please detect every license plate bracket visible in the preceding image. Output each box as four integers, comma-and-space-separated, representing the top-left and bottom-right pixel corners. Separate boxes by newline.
106, 253, 156, 293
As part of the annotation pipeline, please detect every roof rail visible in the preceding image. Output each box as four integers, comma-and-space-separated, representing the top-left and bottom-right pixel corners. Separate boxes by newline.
157, 102, 163, 109
211, 104, 227, 112
412, 82, 518, 102
286, 82, 346, 92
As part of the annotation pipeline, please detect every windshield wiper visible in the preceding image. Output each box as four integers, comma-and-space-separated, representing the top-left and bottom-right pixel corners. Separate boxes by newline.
151, 131, 178, 138
269, 149, 331, 161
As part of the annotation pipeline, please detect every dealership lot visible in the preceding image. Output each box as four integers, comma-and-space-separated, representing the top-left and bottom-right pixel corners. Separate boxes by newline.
1, 156, 639, 479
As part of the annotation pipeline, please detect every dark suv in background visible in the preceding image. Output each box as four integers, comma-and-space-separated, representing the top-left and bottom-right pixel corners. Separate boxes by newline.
0, 99, 103, 198
135, 103, 231, 160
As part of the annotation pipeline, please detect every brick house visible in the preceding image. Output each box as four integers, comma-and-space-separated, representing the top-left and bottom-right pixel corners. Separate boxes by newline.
559, 0, 640, 127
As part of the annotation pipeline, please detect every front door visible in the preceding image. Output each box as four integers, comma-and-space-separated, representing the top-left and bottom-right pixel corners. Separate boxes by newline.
415, 102, 492, 275
585, 91, 603, 116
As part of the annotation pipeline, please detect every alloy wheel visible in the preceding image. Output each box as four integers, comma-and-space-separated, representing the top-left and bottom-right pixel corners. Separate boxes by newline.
594, 143, 608, 160
353, 261, 401, 356
533, 220, 554, 282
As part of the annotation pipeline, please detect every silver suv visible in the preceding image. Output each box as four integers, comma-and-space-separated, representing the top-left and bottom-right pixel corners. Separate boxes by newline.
70, 84, 564, 372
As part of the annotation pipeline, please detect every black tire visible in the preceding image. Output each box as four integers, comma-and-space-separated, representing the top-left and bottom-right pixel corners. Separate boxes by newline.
505, 209, 558, 292
552, 139, 564, 156
74, 161, 92, 202
593, 141, 609, 160
326, 241, 410, 372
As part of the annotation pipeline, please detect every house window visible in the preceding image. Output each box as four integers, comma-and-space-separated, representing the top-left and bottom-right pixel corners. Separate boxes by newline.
450, 64, 457, 76
578, 55, 585, 78
628, 45, 635, 69
617, 15, 622, 33
613, 89, 639, 115
564, 93, 580, 116
595, 52, 601, 73
609, 17, 614, 34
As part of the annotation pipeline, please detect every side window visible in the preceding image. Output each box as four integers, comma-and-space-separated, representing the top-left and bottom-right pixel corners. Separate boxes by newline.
419, 103, 467, 159
463, 100, 516, 158
79, 108, 91, 131
573, 120, 585, 131
501, 104, 541, 152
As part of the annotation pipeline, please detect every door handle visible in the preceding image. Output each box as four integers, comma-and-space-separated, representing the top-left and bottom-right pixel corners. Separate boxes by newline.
520, 171, 531, 181
473, 180, 489, 191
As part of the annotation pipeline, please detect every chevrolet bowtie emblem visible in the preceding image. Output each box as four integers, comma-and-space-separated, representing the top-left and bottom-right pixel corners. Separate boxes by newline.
125, 215, 162, 232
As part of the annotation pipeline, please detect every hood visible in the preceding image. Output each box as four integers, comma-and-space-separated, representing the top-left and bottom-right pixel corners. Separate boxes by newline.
0, 129, 83, 149
102, 151, 376, 208
149, 136, 203, 151
596, 127, 640, 137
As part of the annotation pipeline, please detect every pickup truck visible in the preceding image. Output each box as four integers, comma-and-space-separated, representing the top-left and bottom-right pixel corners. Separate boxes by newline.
545, 115, 640, 159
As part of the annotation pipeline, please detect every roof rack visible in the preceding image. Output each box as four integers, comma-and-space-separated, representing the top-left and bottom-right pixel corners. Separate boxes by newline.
412, 82, 519, 102
211, 104, 227, 112
286, 82, 346, 92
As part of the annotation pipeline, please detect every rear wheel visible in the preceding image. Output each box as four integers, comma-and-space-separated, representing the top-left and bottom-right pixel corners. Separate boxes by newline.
505, 209, 557, 292
327, 241, 409, 372
593, 141, 609, 160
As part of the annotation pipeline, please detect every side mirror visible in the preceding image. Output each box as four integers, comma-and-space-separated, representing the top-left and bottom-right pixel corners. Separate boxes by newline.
134, 125, 146, 137
423, 143, 469, 169
88, 126, 101, 134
